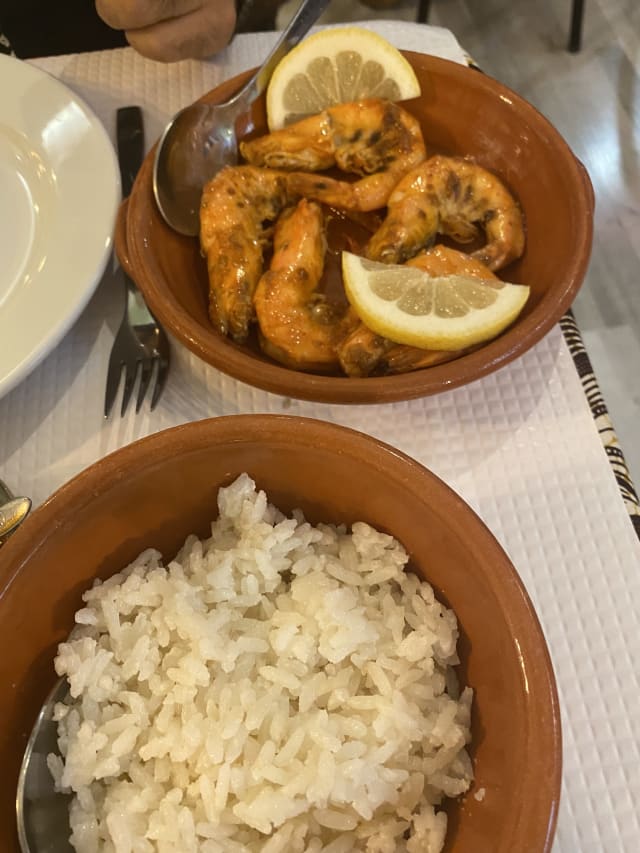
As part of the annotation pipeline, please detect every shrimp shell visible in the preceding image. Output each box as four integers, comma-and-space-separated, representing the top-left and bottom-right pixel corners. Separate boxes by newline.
366, 155, 525, 271
241, 98, 427, 212
200, 165, 296, 342
338, 246, 497, 377
254, 199, 356, 372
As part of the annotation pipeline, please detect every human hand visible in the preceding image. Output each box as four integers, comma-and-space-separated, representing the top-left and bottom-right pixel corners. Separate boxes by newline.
96, 0, 237, 62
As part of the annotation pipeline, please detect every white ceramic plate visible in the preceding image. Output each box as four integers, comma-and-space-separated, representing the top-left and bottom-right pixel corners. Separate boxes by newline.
0, 54, 120, 400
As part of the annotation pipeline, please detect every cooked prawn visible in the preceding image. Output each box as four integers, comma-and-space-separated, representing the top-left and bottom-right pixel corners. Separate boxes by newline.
240, 98, 427, 212
254, 198, 357, 372
366, 154, 525, 270
338, 246, 497, 377
200, 165, 296, 342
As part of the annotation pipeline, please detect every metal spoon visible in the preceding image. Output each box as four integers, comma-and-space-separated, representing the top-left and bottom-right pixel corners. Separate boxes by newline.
3, 481, 69, 851
153, 0, 331, 237
16, 677, 73, 853
0, 479, 31, 545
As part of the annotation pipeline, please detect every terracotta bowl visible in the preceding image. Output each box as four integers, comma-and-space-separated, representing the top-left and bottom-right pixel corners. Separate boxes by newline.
125, 52, 594, 404
0, 416, 560, 851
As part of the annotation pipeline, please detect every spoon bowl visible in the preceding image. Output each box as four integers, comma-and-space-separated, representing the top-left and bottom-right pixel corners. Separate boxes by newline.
152, 0, 331, 236
153, 100, 240, 237
16, 678, 72, 853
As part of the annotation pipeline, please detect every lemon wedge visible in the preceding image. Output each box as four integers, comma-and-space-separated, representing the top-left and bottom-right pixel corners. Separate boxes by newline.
266, 26, 421, 130
342, 252, 530, 350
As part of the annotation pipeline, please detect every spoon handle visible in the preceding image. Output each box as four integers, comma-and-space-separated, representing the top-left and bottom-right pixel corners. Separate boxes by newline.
231, 0, 332, 111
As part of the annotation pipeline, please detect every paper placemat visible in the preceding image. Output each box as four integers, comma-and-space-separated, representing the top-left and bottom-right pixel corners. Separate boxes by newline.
1, 22, 638, 851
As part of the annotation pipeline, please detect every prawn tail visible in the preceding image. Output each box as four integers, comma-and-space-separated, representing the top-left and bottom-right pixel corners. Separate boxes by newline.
208, 297, 227, 338
337, 325, 395, 377
380, 346, 463, 375
441, 216, 479, 244
285, 172, 359, 210
471, 242, 517, 272
208, 252, 261, 344
227, 301, 256, 344
365, 228, 436, 265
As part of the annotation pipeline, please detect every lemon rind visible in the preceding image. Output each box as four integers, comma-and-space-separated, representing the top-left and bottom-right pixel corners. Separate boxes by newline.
266, 26, 422, 131
341, 252, 530, 350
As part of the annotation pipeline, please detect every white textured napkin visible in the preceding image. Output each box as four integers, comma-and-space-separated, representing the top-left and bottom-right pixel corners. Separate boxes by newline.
1, 21, 638, 852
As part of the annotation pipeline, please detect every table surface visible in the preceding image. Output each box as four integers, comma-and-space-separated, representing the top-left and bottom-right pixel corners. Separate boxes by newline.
1, 21, 638, 852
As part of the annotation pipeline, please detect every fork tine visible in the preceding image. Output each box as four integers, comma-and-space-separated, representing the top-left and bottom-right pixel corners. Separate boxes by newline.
104, 359, 123, 418
120, 361, 139, 417
135, 359, 154, 413
150, 355, 169, 411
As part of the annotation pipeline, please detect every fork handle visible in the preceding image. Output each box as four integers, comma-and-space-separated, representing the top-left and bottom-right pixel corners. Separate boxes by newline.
117, 107, 145, 198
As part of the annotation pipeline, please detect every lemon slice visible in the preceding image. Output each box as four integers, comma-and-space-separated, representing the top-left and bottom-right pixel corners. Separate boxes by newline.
266, 26, 421, 130
342, 252, 530, 350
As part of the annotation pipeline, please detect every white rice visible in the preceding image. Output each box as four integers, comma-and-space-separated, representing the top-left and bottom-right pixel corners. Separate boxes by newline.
48, 473, 473, 852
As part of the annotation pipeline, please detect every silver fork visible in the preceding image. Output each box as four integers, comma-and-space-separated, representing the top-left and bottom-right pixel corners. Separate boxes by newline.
104, 106, 171, 418
104, 278, 171, 417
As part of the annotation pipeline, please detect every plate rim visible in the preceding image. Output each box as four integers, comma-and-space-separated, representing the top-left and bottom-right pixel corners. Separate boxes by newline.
0, 53, 120, 401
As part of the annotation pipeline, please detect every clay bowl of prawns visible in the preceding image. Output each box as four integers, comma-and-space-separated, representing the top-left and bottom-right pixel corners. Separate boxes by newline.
125, 52, 594, 404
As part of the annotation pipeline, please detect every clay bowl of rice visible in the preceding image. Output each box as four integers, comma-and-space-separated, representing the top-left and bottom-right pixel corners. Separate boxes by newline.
0, 416, 561, 852
123, 51, 594, 404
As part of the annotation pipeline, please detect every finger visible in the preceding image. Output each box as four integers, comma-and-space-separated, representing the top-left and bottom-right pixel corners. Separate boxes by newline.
124, 3, 236, 62
96, 0, 203, 32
